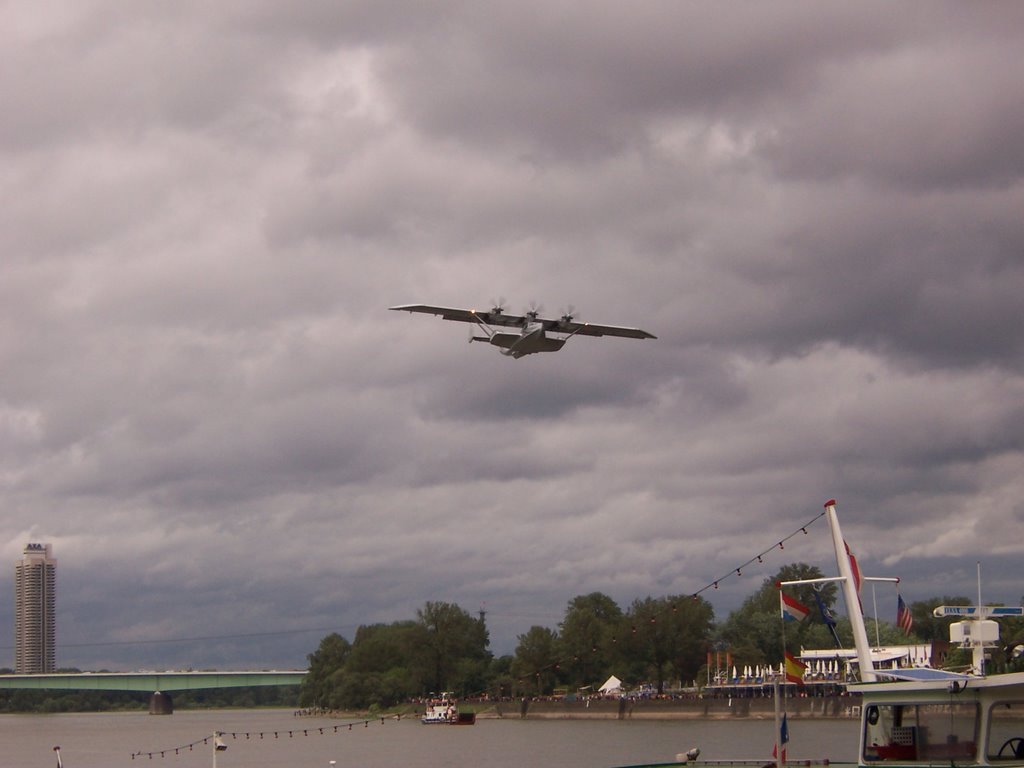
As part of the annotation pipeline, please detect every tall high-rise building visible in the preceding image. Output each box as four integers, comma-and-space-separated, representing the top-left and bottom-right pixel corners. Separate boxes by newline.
14, 543, 56, 674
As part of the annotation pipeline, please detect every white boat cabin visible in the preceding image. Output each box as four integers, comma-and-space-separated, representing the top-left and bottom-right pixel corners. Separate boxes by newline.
855, 671, 1024, 765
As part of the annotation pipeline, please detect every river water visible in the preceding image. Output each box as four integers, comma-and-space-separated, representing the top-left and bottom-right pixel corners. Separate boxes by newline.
0, 709, 860, 768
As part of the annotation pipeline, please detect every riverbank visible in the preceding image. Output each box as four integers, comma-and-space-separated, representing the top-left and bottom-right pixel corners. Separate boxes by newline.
481, 694, 861, 720
296, 693, 862, 723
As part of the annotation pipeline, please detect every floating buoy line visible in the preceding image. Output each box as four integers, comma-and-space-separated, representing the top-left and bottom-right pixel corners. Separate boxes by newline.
131, 716, 395, 760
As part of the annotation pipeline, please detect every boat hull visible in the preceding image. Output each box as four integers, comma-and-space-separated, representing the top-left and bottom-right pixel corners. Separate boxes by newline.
420, 695, 475, 725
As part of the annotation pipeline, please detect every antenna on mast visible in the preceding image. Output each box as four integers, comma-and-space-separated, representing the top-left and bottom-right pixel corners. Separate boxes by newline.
978, 561, 983, 618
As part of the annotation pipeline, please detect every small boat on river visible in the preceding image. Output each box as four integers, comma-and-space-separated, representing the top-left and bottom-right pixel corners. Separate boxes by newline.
421, 693, 476, 725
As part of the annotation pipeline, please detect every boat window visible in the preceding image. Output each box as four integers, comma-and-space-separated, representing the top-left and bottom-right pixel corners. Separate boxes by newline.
987, 701, 1024, 761
863, 702, 978, 762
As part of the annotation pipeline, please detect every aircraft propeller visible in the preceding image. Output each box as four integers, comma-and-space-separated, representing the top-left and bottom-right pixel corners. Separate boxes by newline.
489, 297, 507, 315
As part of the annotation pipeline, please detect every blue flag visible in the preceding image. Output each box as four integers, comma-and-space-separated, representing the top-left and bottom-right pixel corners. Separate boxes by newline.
773, 713, 789, 761
813, 589, 842, 648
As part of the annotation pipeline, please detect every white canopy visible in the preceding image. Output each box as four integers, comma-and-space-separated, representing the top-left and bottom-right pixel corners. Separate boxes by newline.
598, 675, 622, 693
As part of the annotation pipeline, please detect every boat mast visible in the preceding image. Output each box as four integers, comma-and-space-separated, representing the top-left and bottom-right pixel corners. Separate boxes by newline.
977, 562, 985, 675
824, 500, 876, 683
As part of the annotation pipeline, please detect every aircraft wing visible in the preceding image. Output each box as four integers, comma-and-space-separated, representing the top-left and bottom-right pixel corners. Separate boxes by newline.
389, 304, 526, 328
555, 319, 657, 340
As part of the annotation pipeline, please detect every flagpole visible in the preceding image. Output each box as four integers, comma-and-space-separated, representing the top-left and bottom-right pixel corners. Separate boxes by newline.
871, 583, 881, 647
773, 680, 784, 768
977, 561, 985, 675
780, 596, 787, 665
776, 589, 790, 768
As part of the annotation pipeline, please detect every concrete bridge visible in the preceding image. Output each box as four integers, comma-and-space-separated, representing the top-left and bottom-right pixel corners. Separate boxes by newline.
0, 670, 307, 714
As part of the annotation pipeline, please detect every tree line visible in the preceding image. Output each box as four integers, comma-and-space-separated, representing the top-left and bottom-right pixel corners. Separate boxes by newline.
6, 562, 1022, 713
299, 593, 714, 712
300, 563, 1024, 711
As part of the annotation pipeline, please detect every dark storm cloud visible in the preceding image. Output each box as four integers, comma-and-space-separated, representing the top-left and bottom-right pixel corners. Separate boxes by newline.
374, 4, 889, 157
728, 188, 1024, 369
0, 2, 1022, 668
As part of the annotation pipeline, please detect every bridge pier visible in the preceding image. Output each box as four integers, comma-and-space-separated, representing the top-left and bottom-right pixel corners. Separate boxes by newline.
149, 691, 173, 715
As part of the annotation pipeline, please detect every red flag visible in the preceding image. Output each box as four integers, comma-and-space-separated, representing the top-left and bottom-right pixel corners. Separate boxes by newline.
844, 540, 862, 594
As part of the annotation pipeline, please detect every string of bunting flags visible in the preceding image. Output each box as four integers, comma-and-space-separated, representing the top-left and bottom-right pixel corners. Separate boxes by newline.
691, 509, 825, 599
512, 509, 828, 686
130, 716, 394, 760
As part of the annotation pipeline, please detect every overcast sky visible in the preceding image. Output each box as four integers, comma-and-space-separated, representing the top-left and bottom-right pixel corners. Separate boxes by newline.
2, 2, 1022, 671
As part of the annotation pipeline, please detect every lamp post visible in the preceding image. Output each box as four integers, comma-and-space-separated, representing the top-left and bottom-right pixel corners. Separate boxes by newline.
211, 732, 227, 768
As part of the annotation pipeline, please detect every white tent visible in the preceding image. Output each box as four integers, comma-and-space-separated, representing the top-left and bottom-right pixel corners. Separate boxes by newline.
598, 675, 622, 693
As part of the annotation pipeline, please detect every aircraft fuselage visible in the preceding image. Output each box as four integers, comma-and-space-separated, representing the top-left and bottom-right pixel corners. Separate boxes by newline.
486, 323, 566, 358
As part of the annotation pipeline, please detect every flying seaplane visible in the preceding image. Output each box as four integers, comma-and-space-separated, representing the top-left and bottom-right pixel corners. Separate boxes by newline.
389, 302, 656, 358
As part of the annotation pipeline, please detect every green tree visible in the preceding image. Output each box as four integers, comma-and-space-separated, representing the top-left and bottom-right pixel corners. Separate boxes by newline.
860, 613, 921, 646
487, 654, 516, 698
334, 671, 385, 710
907, 596, 972, 642
349, 622, 415, 672
512, 626, 559, 695
345, 621, 423, 704
299, 633, 351, 708
996, 611, 1024, 673
415, 601, 491, 694
557, 592, 624, 691
623, 595, 714, 693
670, 596, 715, 684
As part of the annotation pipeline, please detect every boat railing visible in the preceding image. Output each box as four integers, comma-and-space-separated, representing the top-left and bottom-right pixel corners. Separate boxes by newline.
700, 760, 834, 766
